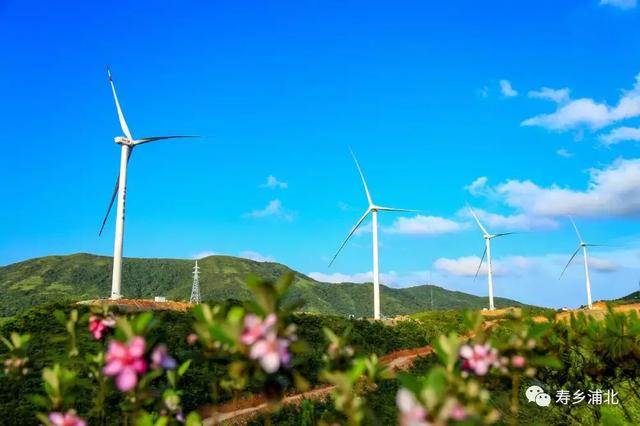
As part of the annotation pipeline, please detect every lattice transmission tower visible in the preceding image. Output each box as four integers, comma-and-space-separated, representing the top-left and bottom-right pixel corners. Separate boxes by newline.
190, 260, 201, 304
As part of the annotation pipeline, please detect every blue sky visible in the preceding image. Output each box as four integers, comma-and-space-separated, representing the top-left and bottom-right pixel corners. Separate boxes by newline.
2, 0, 640, 308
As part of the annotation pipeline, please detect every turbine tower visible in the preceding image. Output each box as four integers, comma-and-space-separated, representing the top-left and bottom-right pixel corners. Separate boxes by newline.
190, 260, 201, 304
329, 149, 416, 320
468, 205, 514, 311
99, 68, 196, 300
559, 217, 601, 310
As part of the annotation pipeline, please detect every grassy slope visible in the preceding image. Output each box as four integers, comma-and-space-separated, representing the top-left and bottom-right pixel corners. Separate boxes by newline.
0, 253, 527, 318
619, 290, 640, 303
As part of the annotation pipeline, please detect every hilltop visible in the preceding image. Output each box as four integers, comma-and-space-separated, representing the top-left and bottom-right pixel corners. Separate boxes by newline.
0, 253, 527, 318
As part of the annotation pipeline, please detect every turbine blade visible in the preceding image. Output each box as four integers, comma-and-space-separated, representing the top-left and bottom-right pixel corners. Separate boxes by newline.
474, 247, 487, 281
133, 135, 199, 146
467, 203, 489, 235
493, 232, 516, 238
107, 68, 133, 141
559, 246, 581, 280
328, 209, 371, 267
375, 206, 420, 213
98, 176, 120, 236
349, 148, 373, 206
569, 216, 583, 243
98, 148, 133, 236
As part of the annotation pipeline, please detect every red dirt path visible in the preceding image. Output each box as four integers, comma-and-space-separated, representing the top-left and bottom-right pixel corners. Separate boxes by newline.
202, 344, 434, 425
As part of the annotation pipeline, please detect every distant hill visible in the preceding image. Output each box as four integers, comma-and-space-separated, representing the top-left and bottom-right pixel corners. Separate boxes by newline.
618, 291, 640, 303
0, 253, 527, 318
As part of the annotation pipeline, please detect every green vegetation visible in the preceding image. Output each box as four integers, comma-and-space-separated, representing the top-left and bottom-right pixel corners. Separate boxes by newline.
618, 290, 640, 303
1, 272, 640, 425
0, 299, 459, 425
0, 253, 527, 318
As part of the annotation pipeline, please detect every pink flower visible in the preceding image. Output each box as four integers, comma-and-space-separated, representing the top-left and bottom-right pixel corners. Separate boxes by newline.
89, 314, 115, 340
103, 336, 147, 391
512, 355, 526, 369
186, 333, 198, 345
151, 344, 177, 370
48, 411, 86, 426
459, 343, 498, 376
396, 388, 431, 426
249, 332, 291, 373
240, 313, 276, 345
450, 403, 467, 421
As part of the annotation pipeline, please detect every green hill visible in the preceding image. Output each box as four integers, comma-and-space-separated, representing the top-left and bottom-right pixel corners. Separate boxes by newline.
618, 290, 640, 303
0, 253, 527, 318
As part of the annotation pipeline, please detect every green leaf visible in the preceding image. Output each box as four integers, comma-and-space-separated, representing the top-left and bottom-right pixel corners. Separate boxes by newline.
185, 412, 202, 426
154, 417, 169, 426
28, 394, 50, 409
178, 359, 192, 377
434, 333, 460, 369
53, 310, 67, 325
134, 312, 154, 333
227, 306, 245, 324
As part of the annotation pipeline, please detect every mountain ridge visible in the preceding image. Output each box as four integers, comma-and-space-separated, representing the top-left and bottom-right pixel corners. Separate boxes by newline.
0, 252, 528, 318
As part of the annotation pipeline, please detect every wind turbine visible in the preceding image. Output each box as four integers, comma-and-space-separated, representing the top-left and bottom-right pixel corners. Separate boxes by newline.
329, 149, 416, 320
559, 217, 601, 309
468, 205, 514, 311
99, 68, 196, 300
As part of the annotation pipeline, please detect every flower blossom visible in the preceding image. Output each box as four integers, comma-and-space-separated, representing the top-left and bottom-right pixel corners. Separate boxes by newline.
511, 355, 526, 369
48, 411, 86, 426
186, 333, 198, 345
103, 336, 147, 391
396, 388, 431, 426
240, 313, 277, 345
450, 403, 467, 421
151, 344, 177, 370
249, 332, 291, 373
459, 343, 499, 376
89, 314, 116, 340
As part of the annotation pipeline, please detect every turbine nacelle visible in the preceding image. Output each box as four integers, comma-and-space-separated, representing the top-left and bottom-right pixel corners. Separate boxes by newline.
114, 136, 133, 145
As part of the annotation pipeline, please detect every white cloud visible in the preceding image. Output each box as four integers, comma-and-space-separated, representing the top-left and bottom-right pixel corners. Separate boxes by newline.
493, 158, 640, 217
500, 80, 518, 97
522, 73, 640, 130
239, 250, 275, 262
600, 0, 637, 9
192, 251, 217, 259
244, 199, 294, 220
308, 270, 429, 287
309, 271, 373, 283
460, 207, 559, 231
590, 257, 618, 272
434, 256, 509, 277
556, 148, 574, 158
522, 98, 611, 130
464, 176, 489, 196
600, 126, 640, 145
528, 87, 570, 103
434, 254, 542, 278
384, 215, 465, 235
337, 201, 353, 211
259, 175, 288, 189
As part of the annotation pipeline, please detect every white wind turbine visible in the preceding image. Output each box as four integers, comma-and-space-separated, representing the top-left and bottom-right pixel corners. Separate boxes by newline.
559, 217, 602, 310
329, 149, 416, 320
99, 69, 196, 300
468, 205, 515, 311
